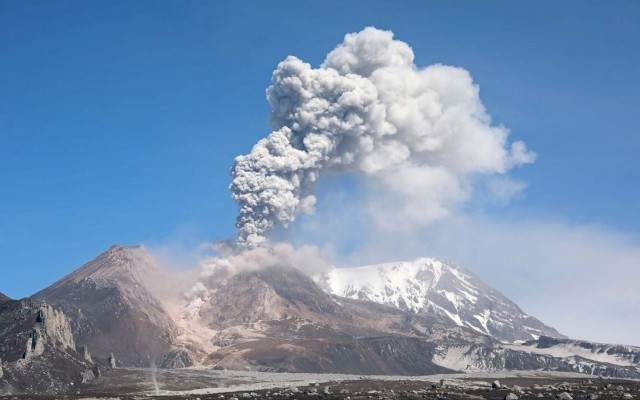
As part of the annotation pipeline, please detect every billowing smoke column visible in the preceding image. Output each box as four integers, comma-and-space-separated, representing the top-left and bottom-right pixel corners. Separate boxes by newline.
231, 27, 535, 249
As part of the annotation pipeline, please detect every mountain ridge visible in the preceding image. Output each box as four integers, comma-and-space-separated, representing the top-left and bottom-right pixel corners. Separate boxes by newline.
1, 244, 637, 386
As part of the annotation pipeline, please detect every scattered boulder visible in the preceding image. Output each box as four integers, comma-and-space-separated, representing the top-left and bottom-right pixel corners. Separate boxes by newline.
79, 369, 95, 383
493, 380, 502, 389
506, 393, 519, 400
108, 353, 116, 368
557, 393, 573, 400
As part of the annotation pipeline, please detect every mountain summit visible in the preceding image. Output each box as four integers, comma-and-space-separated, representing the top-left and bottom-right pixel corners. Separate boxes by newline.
318, 257, 564, 342
32, 245, 186, 367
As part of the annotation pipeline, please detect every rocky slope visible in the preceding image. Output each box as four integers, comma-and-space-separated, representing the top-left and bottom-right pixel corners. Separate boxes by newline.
32, 245, 190, 368
183, 265, 465, 374
0, 298, 97, 394
317, 258, 565, 342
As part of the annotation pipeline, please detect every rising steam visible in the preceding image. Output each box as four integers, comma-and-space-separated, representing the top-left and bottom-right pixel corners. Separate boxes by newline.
230, 27, 535, 249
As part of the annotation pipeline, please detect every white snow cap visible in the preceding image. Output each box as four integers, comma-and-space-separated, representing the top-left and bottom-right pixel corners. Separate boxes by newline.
230, 27, 535, 248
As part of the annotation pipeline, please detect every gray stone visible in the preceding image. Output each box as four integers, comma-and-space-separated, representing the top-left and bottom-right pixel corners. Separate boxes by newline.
76, 345, 93, 363
108, 353, 116, 368
493, 380, 502, 389
79, 369, 95, 383
556, 393, 573, 400
505, 393, 519, 400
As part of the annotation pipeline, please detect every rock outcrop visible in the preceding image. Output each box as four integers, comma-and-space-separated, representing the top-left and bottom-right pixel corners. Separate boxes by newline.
157, 349, 194, 369
0, 298, 93, 394
76, 345, 92, 363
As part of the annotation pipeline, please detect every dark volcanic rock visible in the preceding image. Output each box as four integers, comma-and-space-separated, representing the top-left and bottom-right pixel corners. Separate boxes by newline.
157, 349, 194, 368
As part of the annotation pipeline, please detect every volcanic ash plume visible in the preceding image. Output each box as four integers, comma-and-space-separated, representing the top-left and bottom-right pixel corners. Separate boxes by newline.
230, 27, 535, 249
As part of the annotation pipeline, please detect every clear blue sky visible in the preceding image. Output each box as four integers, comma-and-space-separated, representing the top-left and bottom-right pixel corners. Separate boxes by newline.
1, 1, 639, 299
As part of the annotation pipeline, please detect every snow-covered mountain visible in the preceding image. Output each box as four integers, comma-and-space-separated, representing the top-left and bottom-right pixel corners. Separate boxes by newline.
317, 257, 565, 343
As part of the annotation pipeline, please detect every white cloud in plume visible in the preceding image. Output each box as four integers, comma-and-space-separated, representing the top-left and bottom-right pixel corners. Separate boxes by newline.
230, 27, 535, 248
183, 27, 638, 348
188, 242, 333, 298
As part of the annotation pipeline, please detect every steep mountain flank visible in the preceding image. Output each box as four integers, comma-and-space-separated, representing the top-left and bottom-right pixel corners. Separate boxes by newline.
33, 245, 189, 367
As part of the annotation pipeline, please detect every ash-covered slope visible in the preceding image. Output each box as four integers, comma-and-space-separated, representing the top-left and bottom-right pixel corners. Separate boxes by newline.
0, 298, 97, 394
183, 263, 640, 377
185, 265, 463, 374
32, 245, 189, 368
318, 257, 564, 342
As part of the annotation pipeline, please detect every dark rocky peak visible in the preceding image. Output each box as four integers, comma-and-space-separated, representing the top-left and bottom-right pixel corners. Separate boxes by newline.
32, 244, 170, 300
0, 293, 11, 303
79, 245, 155, 281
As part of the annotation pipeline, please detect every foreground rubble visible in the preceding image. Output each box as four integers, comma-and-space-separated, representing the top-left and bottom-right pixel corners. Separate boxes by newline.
3, 369, 638, 400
